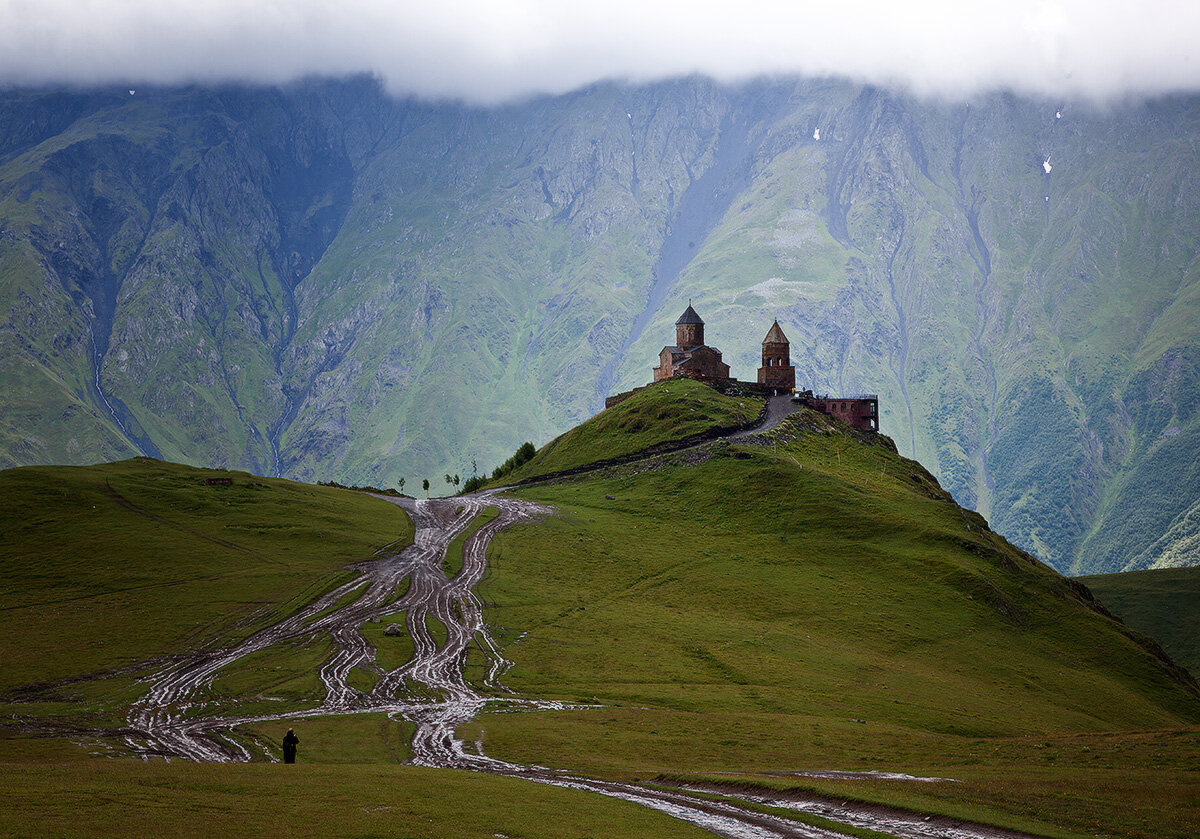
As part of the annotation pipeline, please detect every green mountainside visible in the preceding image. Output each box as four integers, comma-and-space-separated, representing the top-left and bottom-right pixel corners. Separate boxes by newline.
2, 78, 1200, 574
478, 388, 1200, 836
1080, 565, 1200, 677
2, 388, 1199, 838
502, 377, 764, 481
0, 457, 414, 694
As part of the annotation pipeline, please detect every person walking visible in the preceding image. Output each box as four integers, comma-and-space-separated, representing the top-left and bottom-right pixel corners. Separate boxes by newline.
282, 728, 299, 764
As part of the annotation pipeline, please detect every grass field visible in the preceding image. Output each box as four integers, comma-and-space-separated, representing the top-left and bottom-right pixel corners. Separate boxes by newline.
500, 378, 763, 483
1079, 565, 1200, 676
0, 457, 414, 723
3, 397, 1199, 839
0, 761, 713, 839
466, 408, 1200, 838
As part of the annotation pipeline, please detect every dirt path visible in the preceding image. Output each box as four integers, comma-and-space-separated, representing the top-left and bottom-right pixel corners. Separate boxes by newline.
106, 492, 1043, 839
120, 494, 558, 762
730, 394, 799, 439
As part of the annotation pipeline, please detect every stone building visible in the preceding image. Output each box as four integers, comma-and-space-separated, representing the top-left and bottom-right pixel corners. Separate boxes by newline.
653, 304, 731, 383
757, 320, 796, 392
603, 302, 879, 434
794, 391, 880, 432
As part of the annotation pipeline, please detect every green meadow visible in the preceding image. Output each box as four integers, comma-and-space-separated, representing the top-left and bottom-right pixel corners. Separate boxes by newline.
501, 378, 763, 482
0, 761, 712, 839
469, 398, 1200, 839
1079, 565, 1200, 677
2, 385, 1199, 838
0, 457, 413, 718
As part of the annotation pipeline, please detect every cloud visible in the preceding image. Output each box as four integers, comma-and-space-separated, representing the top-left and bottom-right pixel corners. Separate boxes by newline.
1, 0, 1198, 103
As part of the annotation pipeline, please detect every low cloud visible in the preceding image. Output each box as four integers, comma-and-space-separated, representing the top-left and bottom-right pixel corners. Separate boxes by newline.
1, 0, 1197, 102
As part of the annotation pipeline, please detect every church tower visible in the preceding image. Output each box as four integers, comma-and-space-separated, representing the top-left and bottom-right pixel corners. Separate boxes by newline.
757, 320, 795, 391
675, 303, 704, 348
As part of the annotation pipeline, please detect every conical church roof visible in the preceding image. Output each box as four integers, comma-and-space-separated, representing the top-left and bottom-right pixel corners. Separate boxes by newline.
676, 304, 704, 325
762, 319, 789, 344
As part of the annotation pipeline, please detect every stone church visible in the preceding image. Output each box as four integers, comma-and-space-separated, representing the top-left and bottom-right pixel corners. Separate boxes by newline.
626, 303, 878, 431
757, 319, 796, 391
652, 304, 732, 382
653, 304, 797, 395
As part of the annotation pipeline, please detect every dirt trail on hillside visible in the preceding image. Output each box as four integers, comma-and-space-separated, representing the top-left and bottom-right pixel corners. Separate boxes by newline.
121, 494, 562, 762
110, 492, 1042, 839
730, 394, 799, 439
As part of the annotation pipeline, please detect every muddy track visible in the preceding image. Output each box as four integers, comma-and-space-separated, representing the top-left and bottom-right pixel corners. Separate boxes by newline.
119, 494, 559, 762
50, 489, 1042, 838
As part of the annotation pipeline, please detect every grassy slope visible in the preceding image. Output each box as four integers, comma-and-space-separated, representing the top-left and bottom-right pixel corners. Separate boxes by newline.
469, 407, 1200, 839
0, 762, 710, 839
3, 400, 1199, 838
501, 378, 763, 483
0, 456, 714, 839
0, 458, 413, 700
1079, 566, 1200, 677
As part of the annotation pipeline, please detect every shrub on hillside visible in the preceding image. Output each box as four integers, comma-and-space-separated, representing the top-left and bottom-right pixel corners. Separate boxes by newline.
464, 441, 537, 492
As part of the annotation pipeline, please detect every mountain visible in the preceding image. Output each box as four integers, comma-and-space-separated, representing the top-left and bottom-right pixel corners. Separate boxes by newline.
1080, 565, 1200, 677
3, 387, 1199, 838
2, 77, 1200, 575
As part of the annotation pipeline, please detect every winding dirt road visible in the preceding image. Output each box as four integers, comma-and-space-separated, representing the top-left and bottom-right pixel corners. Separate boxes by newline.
121, 494, 556, 762
108, 490, 1041, 839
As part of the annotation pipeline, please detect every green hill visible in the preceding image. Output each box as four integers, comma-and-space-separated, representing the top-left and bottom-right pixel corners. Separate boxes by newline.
1079, 566, 1200, 677
487, 411, 1200, 738
0, 458, 413, 700
499, 378, 764, 483
4, 79, 1200, 575
2, 394, 1200, 838
474, 391, 1200, 838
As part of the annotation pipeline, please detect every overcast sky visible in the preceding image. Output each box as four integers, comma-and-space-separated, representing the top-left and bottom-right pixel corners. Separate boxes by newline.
1, 0, 1197, 103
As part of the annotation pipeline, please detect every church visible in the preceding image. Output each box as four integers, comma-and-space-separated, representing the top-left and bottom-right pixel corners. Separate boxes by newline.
652, 303, 795, 394
606, 302, 878, 432
652, 304, 732, 383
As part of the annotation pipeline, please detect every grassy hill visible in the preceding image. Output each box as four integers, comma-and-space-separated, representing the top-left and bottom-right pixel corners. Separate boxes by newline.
498, 378, 764, 483
472, 398, 1200, 838
0, 458, 413, 707
2, 394, 1200, 838
0, 456, 717, 839
1079, 566, 1200, 677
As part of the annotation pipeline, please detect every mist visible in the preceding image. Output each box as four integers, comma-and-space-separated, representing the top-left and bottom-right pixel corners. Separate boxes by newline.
1, 0, 1197, 102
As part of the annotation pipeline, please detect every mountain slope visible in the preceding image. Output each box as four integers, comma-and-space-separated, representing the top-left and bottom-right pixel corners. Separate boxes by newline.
2, 78, 1200, 574
0, 457, 413, 693
487, 395, 1199, 737
1, 393, 1199, 837
1080, 565, 1200, 677
477, 391, 1200, 838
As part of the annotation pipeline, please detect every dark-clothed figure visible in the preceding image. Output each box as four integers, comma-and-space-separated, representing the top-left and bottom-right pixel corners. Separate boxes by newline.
282, 728, 299, 763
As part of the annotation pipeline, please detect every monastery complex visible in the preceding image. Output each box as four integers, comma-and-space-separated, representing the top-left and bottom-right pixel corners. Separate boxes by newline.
608, 303, 878, 432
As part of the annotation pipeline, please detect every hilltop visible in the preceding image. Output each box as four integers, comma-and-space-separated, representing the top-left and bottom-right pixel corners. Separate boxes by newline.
1, 384, 1199, 838
3, 78, 1200, 575
477, 382, 1200, 837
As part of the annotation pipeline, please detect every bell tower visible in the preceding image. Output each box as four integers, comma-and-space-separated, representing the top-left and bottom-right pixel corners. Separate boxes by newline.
675, 303, 704, 348
757, 320, 795, 390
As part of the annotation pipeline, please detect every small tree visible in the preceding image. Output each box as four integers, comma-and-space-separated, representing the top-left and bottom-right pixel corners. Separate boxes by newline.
444, 473, 452, 487
516, 441, 536, 464
398, 477, 406, 495
453, 474, 460, 488
422, 478, 429, 496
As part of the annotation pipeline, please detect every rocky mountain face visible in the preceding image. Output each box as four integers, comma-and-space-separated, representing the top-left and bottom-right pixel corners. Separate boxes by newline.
2, 76, 1198, 575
